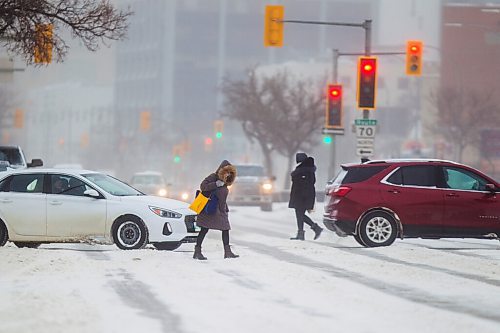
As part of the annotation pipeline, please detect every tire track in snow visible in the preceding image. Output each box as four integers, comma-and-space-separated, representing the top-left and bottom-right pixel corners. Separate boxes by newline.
235, 226, 500, 322
82, 251, 185, 333
237, 224, 500, 288
235, 237, 500, 324
108, 269, 185, 333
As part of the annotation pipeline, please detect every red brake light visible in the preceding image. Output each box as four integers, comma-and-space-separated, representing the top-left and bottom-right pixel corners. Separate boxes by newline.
331, 186, 351, 197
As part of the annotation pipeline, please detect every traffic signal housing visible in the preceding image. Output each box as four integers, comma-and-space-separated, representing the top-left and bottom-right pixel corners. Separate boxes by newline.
406, 40, 423, 76
14, 109, 24, 129
214, 120, 224, 139
357, 56, 378, 110
140, 111, 151, 131
173, 145, 182, 163
264, 5, 284, 47
34, 24, 53, 64
325, 84, 343, 128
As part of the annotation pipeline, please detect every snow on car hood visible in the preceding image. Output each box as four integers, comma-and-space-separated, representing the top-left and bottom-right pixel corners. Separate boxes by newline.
119, 195, 190, 211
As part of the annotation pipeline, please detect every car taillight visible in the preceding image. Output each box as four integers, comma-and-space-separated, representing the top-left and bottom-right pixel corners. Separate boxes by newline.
330, 186, 351, 197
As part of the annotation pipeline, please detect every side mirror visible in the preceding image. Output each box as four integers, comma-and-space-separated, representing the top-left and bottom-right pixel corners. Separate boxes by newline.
485, 183, 497, 193
84, 189, 100, 198
27, 159, 43, 167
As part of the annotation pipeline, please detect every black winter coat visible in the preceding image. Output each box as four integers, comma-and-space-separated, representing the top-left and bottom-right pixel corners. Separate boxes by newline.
288, 157, 316, 211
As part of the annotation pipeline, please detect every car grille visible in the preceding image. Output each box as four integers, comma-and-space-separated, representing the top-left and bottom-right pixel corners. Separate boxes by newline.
184, 215, 197, 232
231, 183, 260, 196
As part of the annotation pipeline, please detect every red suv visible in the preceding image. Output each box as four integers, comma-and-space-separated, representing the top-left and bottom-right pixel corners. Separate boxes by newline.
323, 159, 500, 247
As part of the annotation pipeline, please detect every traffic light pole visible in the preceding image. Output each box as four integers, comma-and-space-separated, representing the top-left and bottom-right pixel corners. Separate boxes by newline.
279, 19, 372, 175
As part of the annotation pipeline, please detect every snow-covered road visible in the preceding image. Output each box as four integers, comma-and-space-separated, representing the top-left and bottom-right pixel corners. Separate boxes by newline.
1, 203, 500, 333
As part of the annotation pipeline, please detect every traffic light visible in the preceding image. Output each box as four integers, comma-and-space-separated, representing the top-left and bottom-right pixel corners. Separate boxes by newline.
204, 137, 213, 152
214, 120, 224, 139
325, 84, 343, 128
357, 56, 378, 110
14, 109, 24, 128
173, 145, 182, 163
323, 136, 332, 144
80, 133, 89, 148
140, 111, 151, 131
264, 5, 284, 47
406, 40, 423, 76
34, 24, 53, 64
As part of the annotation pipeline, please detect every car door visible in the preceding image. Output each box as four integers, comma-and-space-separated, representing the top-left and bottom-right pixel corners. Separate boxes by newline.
46, 174, 107, 238
381, 165, 444, 236
439, 166, 500, 236
0, 173, 46, 236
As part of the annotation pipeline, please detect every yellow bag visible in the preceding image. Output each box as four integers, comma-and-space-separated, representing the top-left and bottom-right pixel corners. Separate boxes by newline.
189, 191, 209, 214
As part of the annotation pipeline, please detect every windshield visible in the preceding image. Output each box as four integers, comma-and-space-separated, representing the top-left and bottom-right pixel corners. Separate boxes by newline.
83, 173, 143, 196
131, 174, 165, 185
236, 166, 265, 177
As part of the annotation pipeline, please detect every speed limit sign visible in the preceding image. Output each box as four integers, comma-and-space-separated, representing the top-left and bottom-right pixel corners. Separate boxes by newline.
356, 125, 376, 138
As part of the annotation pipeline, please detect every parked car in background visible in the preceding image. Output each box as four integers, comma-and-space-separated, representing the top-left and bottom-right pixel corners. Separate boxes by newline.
0, 145, 43, 171
227, 164, 275, 211
130, 171, 170, 197
0, 168, 198, 250
323, 159, 500, 247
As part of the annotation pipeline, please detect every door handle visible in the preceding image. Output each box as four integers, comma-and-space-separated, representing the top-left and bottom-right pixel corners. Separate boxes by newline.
49, 201, 63, 205
0, 199, 12, 203
387, 189, 400, 194
446, 193, 459, 198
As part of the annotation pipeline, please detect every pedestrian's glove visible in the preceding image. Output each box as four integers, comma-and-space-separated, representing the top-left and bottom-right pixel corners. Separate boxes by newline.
216, 180, 225, 187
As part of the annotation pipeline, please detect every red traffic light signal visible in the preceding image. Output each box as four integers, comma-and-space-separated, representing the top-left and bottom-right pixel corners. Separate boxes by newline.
406, 40, 423, 76
357, 57, 377, 110
325, 84, 343, 128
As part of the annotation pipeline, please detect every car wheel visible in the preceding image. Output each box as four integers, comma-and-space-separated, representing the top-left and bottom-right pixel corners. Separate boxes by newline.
353, 233, 366, 247
260, 203, 273, 212
113, 216, 149, 250
0, 221, 8, 247
359, 211, 398, 247
153, 242, 182, 251
13, 242, 41, 249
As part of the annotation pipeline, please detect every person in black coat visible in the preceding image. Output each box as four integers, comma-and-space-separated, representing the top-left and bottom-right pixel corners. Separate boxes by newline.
288, 152, 323, 240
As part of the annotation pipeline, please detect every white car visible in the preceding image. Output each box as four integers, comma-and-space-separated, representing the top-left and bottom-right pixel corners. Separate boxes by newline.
0, 168, 198, 250
130, 171, 170, 197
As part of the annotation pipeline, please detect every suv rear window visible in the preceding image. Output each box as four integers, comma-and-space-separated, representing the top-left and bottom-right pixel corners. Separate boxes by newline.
331, 165, 389, 185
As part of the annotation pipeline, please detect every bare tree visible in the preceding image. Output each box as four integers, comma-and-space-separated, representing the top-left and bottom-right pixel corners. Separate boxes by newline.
428, 87, 500, 163
0, 0, 132, 64
222, 67, 325, 188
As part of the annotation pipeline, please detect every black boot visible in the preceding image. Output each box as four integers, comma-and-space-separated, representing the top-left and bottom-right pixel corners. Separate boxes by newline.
290, 230, 305, 240
224, 245, 239, 259
193, 245, 207, 260
311, 223, 323, 240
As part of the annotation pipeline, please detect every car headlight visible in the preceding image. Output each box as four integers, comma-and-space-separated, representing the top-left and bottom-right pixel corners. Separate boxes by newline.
262, 183, 273, 191
149, 206, 182, 219
157, 188, 167, 197
181, 192, 189, 201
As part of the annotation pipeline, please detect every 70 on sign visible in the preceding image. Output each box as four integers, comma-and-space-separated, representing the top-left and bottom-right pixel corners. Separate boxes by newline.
356, 125, 376, 138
